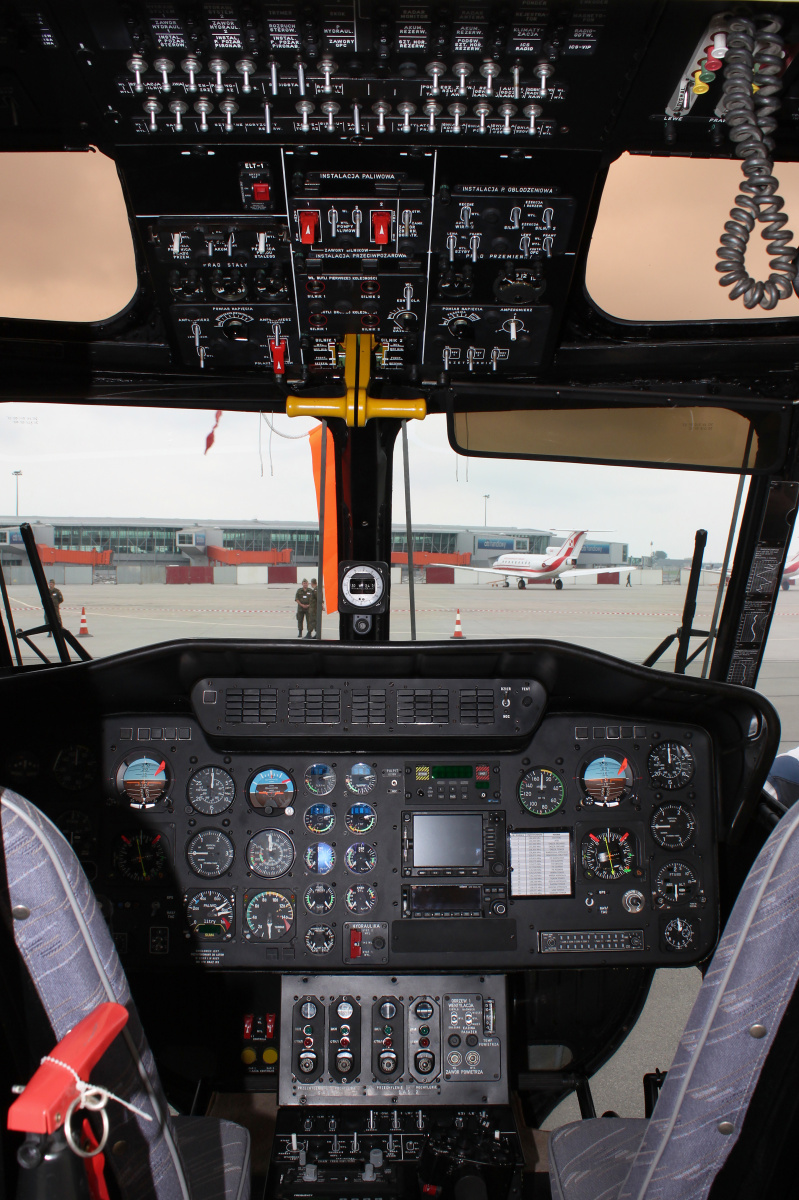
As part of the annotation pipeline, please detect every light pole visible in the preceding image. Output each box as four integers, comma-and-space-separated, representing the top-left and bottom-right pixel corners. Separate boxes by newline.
12, 470, 22, 517
483, 494, 490, 527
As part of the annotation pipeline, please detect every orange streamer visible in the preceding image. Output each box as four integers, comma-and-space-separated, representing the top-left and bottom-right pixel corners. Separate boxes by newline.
308, 423, 338, 615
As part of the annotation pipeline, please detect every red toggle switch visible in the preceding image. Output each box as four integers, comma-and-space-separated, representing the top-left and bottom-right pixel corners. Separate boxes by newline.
299, 211, 319, 244
372, 210, 392, 244
269, 339, 286, 375
243, 1014, 254, 1040
265, 1013, 276, 1039
252, 182, 270, 202
349, 928, 363, 958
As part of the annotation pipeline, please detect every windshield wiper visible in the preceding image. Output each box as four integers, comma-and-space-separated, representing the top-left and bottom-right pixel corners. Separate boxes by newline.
644, 530, 711, 674
11, 523, 91, 666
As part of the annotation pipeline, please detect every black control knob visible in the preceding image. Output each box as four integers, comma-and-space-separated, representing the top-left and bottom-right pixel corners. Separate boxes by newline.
414, 1001, 434, 1020
415, 1050, 435, 1074
336, 1050, 354, 1073
378, 1051, 397, 1074
298, 1051, 317, 1073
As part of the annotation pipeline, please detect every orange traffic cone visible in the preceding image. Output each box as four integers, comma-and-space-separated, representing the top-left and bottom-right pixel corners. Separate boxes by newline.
451, 608, 464, 639
77, 606, 92, 637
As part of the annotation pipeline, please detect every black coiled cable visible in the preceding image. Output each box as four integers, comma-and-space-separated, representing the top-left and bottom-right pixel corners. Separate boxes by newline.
716, 15, 797, 310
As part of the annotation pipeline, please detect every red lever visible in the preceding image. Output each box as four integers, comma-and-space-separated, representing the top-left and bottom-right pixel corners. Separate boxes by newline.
349, 928, 363, 958
372, 210, 392, 244
299, 211, 319, 244
8, 1003, 128, 1134
252, 182, 270, 202
266, 1013, 276, 1039
243, 1014, 254, 1040
269, 339, 286, 375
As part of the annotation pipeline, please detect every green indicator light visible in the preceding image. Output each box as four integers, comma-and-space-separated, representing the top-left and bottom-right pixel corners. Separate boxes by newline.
419, 1025, 430, 1036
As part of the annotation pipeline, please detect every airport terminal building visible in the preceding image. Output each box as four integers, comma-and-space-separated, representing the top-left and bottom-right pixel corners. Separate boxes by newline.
0, 518, 629, 585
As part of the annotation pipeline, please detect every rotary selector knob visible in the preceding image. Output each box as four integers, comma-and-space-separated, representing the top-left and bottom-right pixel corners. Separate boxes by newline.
298, 1051, 317, 1073
336, 1050, 354, 1073
378, 1051, 397, 1074
622, 889, 646, 914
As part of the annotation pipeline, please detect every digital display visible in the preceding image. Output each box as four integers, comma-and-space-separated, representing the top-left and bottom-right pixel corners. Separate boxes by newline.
350, 575, 376, 593
431, 765, 473, 780
412, 814, 483, 867
411, 885, 481, 912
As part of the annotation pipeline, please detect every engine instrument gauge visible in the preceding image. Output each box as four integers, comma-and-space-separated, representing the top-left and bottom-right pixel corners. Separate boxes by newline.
580, 754, 634, 806
55, 809, 93, 859
345, 842, 377, 873
345, 803, 377, 834
186, 890, 234, 939
244, 891, 294, 940
187, 767, 235, 815
655, 861, 698, 904
304, 883, 335, 915
305, 925, 335, 954
113, 832, 168, 883
664, 916, 695, 950
648, 743, 695, 789
247, 767, 295, 811
346, 763, 377, 795
344, 883, 377, 913
581, 828, 636, 880
246, 829, 294, 878
53, 744, 98, 791
304, 842, 336, 874
186, 829, 235, 878
304, 803, 335, 834
518, 768, 565, 816
651, 804, 696, 849
304, 763, 336, 796
116, 755, 170, 808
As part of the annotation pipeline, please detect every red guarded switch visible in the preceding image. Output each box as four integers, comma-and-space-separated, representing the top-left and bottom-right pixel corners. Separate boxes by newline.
252, 182, 270, 202
349, 928, 363, 958
265, 1012, 276, 1039
299, 210, 320, 244
243, 1014, 254, 1040
269, 338, 286, 375
372, 210, 392, 244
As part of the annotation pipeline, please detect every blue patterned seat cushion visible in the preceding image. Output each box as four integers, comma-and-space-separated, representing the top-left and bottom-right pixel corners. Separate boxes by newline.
174, 1118, 250, 1200
549, 1119, 648, 1200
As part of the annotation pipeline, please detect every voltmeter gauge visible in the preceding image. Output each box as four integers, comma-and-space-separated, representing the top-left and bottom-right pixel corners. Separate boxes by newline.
244, 891, 294, 940
305, 925, 335, 954
246, 829, 294, 878
186, 829, 235, 878
346, 803, 377, 834
187, 766, 235, 815
581, 828, 636, 880
518, 768, 565, 816
116, 755, 170, 808
346, 763, 377, 795
344, 883, 377, 913
304, 763, 336, 795
656, 861, 698, 905
113, 832, 168, 883
651, 804, 696, 849
247, 767, 295, 811
304, 883, 335, 915
186, 890, 234, 940
304, 842, 336, 875
664, 916, 695, 950
304, 803, 335, 834
345, 842, 377, 874
580, 754, 635, 806
648, 743, 694, 789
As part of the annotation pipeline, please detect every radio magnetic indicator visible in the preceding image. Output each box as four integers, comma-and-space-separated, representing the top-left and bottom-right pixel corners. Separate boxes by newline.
518, 768, 565, 816
113, 831, 169, 883
581, 828, 636, 880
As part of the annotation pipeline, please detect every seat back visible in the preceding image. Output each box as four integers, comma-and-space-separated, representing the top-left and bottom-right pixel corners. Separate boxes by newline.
1, 787, 193, 1200
619, 800, 799, 1200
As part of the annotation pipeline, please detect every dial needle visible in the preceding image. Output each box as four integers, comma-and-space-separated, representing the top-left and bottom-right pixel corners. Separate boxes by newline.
604, 836, 615, 876
618, 757, 628, 776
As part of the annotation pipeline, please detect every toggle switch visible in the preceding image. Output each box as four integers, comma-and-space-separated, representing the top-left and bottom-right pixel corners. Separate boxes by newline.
252, 182, 270, 203
372, 211, 392, 244
269, 338, 286, 375
299, 211, 320, 244
349, 928, 363, 958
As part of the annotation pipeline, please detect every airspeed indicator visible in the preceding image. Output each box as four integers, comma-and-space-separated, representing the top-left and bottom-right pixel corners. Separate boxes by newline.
518, 768, 565, 816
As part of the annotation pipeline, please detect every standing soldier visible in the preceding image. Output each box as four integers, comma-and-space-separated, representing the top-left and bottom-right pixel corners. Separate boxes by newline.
47, 578, 63, 638
306, 577, 318, 639
295, 578, 311, 637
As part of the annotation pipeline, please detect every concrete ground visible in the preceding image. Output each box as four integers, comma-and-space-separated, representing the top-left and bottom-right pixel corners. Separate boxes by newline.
5, 579, 795, 1127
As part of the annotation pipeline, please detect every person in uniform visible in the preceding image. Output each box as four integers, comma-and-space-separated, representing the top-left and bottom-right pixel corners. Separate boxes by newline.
306, 578, 318, 638
47, 578, 63, 638
295, 578, 311, 637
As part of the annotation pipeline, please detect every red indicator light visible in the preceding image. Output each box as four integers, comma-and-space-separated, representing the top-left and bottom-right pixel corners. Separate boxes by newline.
383, 1037, 393, 1048
372, 210, 392, 244
419, 1037, 430, 1048
299, 211, 319, 244
252, 182, 270, 202
303, 1036, 314, 1048
340, 1036, 350, 1047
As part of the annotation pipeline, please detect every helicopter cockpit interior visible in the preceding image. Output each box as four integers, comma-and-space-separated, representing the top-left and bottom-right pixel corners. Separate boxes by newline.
2, 3, 799, 1198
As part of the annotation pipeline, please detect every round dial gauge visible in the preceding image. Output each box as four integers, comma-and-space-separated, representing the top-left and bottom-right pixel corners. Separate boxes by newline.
346, 803, 377, 834
53, 744, 98, 791
7, 751, 40, 781
247, 767, 295, 811
305, 925, 335, 954
55, 810, 93, 859
344, 883, 377, 913
186, 829, 235, 878
581, 828, 636, 880
664, 916, 695, 950
345, 842, 377, 873
304, 883, 336, 915
305, 763, 336, 796
113, 832, 168, 883
187, 767, 235, 815
304, 842, 336, 875
518, 768, 565, 816
244, 891, 294, 940
648, 743, 695, 790
656, 861, 698, 904
186, 890, 234, 939
246, 829, 295, 878
346, 763, 377, 795
304, 803, 335, 834
651, 804, 696, 849
580, 754, 634, 806
116, 755, 170, 808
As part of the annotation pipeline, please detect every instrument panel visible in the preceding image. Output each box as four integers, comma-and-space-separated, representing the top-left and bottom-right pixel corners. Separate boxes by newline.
93, 693, 718, 969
